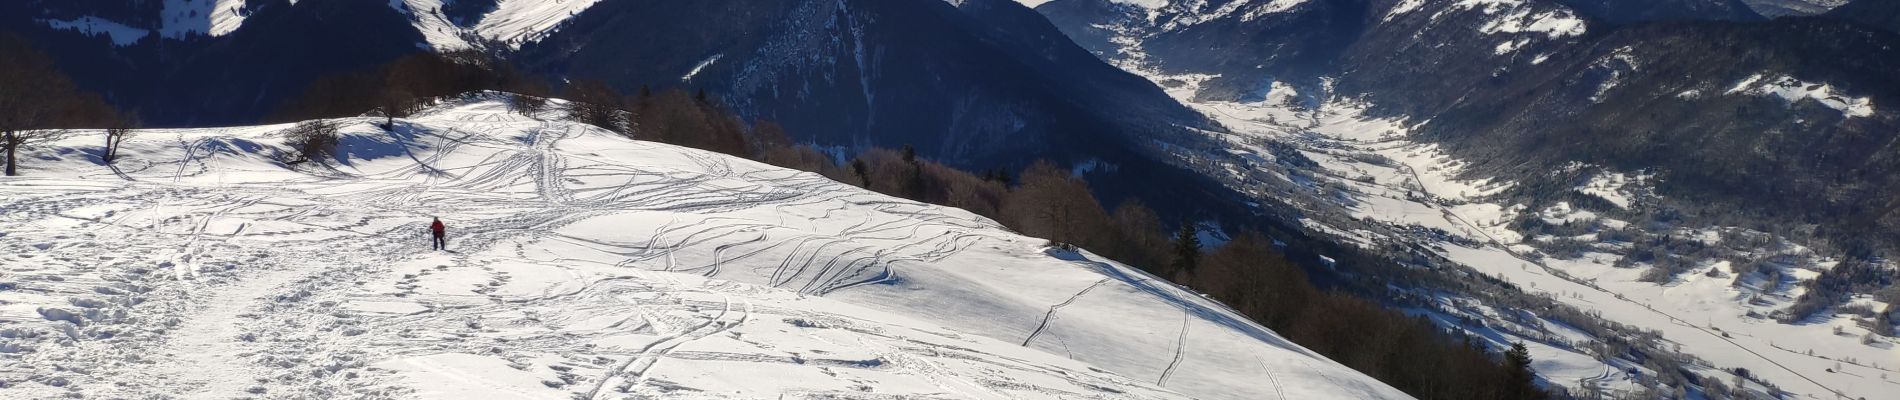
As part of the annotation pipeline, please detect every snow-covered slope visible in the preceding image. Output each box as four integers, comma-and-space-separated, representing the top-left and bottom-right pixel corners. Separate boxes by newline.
395, 0, 606, 50
0, 94, 1409, 399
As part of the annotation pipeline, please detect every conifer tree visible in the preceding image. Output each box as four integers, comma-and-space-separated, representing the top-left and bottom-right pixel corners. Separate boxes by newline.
1170, 222, 1201, 275
1876, 306, 1895, 337
1502, 342, 1547, 400
900, 145, 923, 199
851, 159, 870, 188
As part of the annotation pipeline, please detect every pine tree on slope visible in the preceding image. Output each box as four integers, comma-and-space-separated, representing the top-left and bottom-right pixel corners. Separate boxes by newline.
1170, 222, 1201, 278
1502, 342, 1547, 400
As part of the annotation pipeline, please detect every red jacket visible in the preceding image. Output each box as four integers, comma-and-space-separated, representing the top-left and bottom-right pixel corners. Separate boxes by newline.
430, 220, 445, 236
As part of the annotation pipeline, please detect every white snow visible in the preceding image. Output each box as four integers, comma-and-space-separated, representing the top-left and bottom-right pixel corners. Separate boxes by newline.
1241, 0, 1310, 20
37, 17, 151, 46
682, 54, 724, 82
1096, 0, 1309, 31
1726, 74, 1876, 118
395, 0, 606, 50
0, 93, 1410, 399
1575, 170, 1649, 209
472, 0, 605, 48
1587, 48, 1640, 103
1479, 7, 1586, 39
1493, 38, 1529, 55
1440, 0, 1586, 39
1384, 0, 1428, 21
394, 0, 475, 51
160, 0, 251, 38
1109, 0, 1173, 9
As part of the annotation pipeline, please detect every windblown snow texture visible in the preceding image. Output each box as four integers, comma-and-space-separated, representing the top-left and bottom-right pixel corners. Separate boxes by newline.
0, 94, 1409, 400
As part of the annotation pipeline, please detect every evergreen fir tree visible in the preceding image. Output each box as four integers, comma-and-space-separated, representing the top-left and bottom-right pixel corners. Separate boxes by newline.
1876, 306, 1894, 337
851, 159, 871, 188
1170, 222, 1201, 275
1502, 342, 1547, 400
900, 145, 924, 199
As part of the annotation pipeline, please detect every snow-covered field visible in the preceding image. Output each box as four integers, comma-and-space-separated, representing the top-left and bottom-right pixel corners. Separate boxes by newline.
0, 94, 1408, 399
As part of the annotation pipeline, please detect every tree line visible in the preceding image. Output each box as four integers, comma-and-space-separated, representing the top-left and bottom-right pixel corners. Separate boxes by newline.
0, 32, 136, 176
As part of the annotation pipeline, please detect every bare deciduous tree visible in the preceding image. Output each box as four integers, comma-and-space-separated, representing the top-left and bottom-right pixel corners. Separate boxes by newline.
505, 78, 554, 118
284, 120, 340, 163
1000, 161, 1111, 248
0, 33, 83, 176
563, 80, 625, 134
1, 130, 63, 176
104, 109, 139, 164
376, 88, 417, 129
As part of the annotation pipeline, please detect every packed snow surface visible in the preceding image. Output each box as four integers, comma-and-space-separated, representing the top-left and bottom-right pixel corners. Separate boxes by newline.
0, 94, 1409, 399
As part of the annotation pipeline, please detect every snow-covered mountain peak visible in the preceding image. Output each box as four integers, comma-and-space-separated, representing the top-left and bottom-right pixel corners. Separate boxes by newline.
0, 93, 1410, 399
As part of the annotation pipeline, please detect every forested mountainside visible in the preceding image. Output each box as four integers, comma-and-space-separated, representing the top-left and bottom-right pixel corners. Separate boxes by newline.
0, 0, 426, 126
1826, 0, 1900, 33
1039, 0, 1900, 254
2, 0, 1255, 225
513, 0, 1211, 177
1031, 0, 1900, 397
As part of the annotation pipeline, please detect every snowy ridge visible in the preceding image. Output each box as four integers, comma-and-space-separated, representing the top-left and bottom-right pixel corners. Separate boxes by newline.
1442, 0, 1587, 39
470, 0, 604, 48
1726, 74, 1876, 118
0, 94, 1409, 399
1073, 0, 1315, 31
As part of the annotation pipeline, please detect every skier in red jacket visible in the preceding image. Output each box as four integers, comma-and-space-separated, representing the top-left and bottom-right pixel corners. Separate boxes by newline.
429, 218, 447, 251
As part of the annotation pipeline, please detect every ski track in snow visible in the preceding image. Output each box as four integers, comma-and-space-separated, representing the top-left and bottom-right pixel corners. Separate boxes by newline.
0, 94, 1410, 399
1156, 311, 1191, 387
1020, 278, 1109, 347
